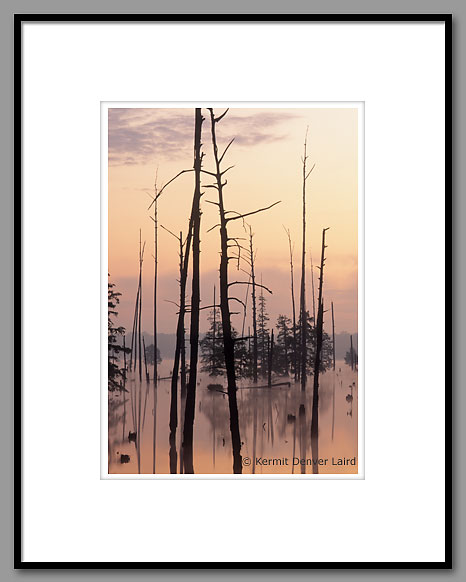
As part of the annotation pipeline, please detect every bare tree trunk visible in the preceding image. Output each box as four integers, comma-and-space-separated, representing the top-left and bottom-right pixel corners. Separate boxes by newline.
285, 228, 298, 383
283, 322, 289, 375
143, 335, 149, 381
138, 230, 144, 384
179, 235, 187, 395
240, 276, 251, 377
299, 403, 306, 475
153, 197, 158, 382
350, 335, 354, 371
249, 227, 258, 384
208, 108, 242, 474
152, 192, 158, 473
129, 285, 139, 372
136, 230, 145, 473
212, 286, 216, 375
183, 108, 204, 474
311, 227, 329, 474
122, 335, 127, 442
311, 250, 316, 325
152, 379, 158, 473
212, 392, 216, 468
331, 301, 336, 371
168, 220, 194, 474
252, 389, 257, 474
152, 195, 159, 474
268, 329, 274, 387
299, 130, 315, 391
179, 388, 186, 474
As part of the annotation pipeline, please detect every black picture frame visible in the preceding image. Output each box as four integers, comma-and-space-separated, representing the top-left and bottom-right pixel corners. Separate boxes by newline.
14, 13, 452, 570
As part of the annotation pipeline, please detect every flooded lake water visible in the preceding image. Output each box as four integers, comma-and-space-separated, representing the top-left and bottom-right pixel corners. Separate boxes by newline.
108, 359, 358, 475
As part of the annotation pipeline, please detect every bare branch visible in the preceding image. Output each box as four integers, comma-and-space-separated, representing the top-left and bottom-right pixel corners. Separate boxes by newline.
228, 281, 273, 294
147, 168, 194, 210
220, 165, 235, 176
227, 201, 281, 223
227, 236, 247, 241
305, 163, 316, 181
200, 169, 217, 179
160, 223, 181, 242
214, 108, 229, 123
219, 138, 235, 164
228, 297, 247, 309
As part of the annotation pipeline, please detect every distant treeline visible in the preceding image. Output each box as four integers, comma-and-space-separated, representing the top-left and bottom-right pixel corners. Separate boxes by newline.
129, 330, 358, 361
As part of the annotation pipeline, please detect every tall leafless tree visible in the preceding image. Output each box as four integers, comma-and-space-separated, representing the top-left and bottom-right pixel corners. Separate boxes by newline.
299, 129, 315, 391
247, 225, 258, 383
311, 227, 329, 473
268, 329, 274, 387
160, 224, 188, 474
150, 176, 159, 471
146, 111, 205, 474
207, 107, 242, 473
284, 227, 298, 382
130, 229, 145, 474
152, 173, 159, 384
310, 250, 316, 325
183, 108, 204, 474
206, 108, 280, 472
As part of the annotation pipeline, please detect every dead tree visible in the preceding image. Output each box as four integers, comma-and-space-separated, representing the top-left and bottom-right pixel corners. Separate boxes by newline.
207, 107, 242, 473
137, 230, 144, 384
179, 233, 187, 395
247, 225, 258, 383
299, 128, 315, 391
132, 230, 145, 474
350, 335, 354, 371
145, 112, 205, 474
284, 227, 298, 382
122, 335, 127, 442
159, 224, 189, 473
129, 284, 140, 372
151, 182, 159, 473
206, 108, 279, 473
310, 250, 316, 325
212, 285, 217, 375
268, 329, 274, 387
167, 222, 193, 475
148, 154, 206, 473
152, 174, 159, 384
311, 227, 329, 472
331, 301, 336, 370
143, 335, 149, 381
183, 108, 204, 474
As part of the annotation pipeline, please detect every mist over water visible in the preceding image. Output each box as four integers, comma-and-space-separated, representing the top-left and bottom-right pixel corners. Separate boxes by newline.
108, 359, 358, 475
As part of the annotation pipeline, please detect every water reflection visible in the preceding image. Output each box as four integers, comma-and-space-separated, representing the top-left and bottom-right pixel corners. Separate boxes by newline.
108, 359, 358, 475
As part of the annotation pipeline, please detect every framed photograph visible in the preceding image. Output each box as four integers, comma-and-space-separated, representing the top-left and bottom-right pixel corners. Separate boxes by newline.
104, 101, 362, 480
16, 14, 451, 567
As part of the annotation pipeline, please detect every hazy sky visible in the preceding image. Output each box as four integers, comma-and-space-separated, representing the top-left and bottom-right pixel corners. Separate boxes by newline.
108, 107, 358, 337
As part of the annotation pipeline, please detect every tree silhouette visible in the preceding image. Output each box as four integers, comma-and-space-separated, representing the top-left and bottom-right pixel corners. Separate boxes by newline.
258, 287, 270, 378
183, 108, 204, 474
108, 276, 130, 391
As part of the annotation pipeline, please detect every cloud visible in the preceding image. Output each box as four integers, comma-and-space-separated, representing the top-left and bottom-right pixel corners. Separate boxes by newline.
108, 108, 297, 167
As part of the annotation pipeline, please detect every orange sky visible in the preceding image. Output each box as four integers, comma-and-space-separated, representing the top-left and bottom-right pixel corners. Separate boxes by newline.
108, 106, 358, 336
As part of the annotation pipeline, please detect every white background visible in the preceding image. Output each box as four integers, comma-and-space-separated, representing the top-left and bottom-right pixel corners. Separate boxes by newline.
22, 22, 445, 563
